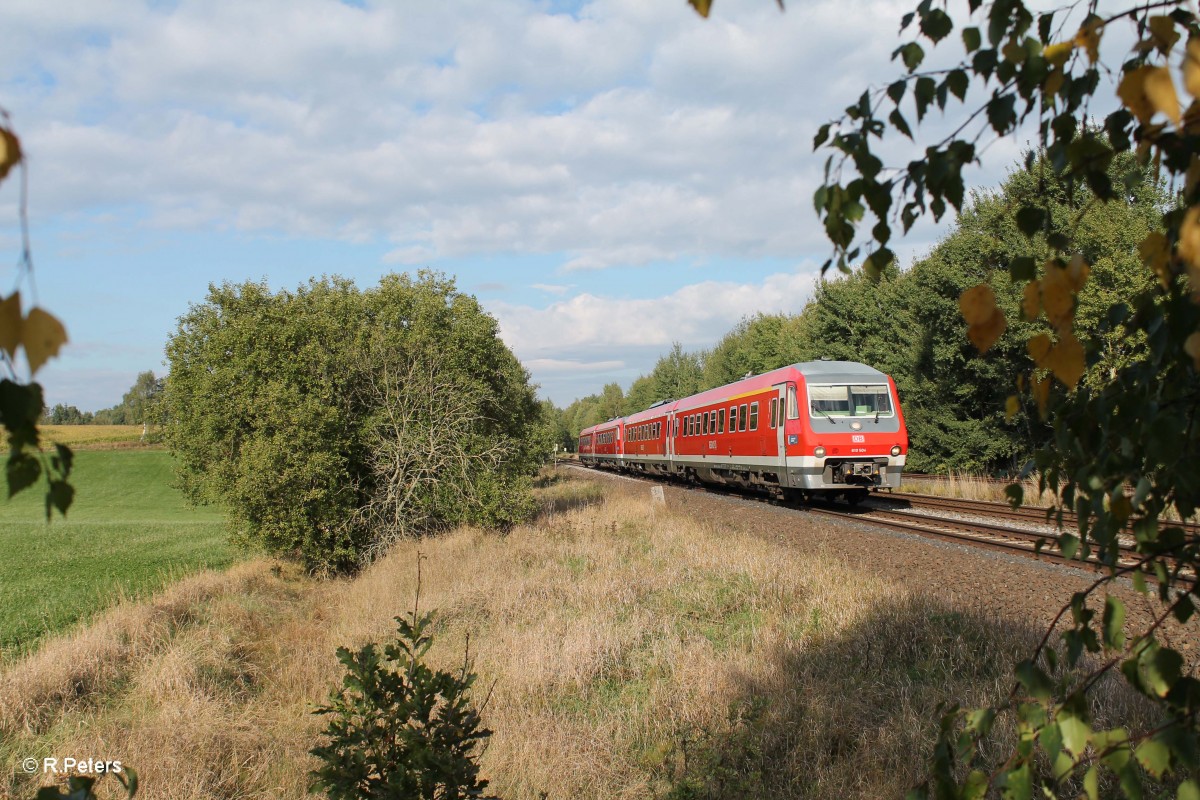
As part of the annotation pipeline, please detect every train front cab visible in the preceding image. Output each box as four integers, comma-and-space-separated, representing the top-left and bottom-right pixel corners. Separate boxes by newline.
781, 363, 908, 500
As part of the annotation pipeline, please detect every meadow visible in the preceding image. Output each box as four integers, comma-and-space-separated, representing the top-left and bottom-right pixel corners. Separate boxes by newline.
0, 449, 230, 661
0, 470, 1158, 799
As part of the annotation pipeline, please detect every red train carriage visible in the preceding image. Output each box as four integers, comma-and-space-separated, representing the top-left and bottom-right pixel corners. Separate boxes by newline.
578, 418, 624, 469
621, 400, 673, 476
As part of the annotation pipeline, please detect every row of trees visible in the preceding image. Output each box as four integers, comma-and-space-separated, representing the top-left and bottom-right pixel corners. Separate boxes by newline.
42, 371, 163, 426
560, 148, 1164, 475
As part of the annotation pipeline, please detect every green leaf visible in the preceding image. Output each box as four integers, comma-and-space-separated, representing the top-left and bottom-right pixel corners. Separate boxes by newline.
7, 452, 40, 499
1179, 779, 1200, 800
1015, 206, 1046, 236
963, 770, 988, 800
1059, 714, 1092, 756
1141, 645, 1183, 698
1060, 533, 1079, 560
1174, 595, 1195, 624
889, 108, 913, 139
1016, 660, 1053, 700
1136, 738, 1170, 778
1008, 256, 1036, 281
899, 41, 925, 72
1083, 765, 1099, 800
915, 76, 936, 122
46, 479, 73, 519
945, 69, 969, 101
987, 94, 1017, 134
814, 123, 831, 149
963, 26, 982, 52
1000, 763, 1032, 800
1103, 596, 1126, 651
887, 80, 906, 104
920, 8, 953, 43
1132, 570, 1147, 594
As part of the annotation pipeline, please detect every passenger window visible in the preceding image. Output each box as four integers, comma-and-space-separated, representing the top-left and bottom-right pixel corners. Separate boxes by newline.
749, 402, 759, 431
730, 405, 738, 432
702, 413, 709, 436
769, 398, 777, 428
710, 410, 717, 432
739, 403, 748, 432
719, 408, 725, 433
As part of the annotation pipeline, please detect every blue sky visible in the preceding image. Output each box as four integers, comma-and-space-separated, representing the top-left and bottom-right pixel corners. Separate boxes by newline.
0, 0, 1070, 409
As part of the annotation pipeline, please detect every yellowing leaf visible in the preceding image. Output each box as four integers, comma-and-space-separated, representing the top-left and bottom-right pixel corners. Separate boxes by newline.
0, 128, 20, 183
1185, 100, 1200, 135
1139, 230, 1173, 288
1028, 333, 1052, 364
1022, 280, 1040, 320
1148, 16, 1180, 55
688, 0, 712, 17
1041, 263, 1075, 331
1185, 331, 1200, 369
1187, 39, 1200, 98
22, 307, 67, 374
1002, 39, 1026, 64
1178, 206, 1200, 269
959, 283, 997, 325
1043, 41, 1074, 67
1118, 66, 1181, 125
0, 292, 21, 360
967, 307, 1007, 353
1046, 333, 1086, 389
1075, 20, 1102, 64
1044, 66, 1065, 96
1005, 394, 1020, 421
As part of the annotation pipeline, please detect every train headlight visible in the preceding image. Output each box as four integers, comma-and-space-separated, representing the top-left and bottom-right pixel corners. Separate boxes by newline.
890, 445, 901, 456
814, 446, 826, 458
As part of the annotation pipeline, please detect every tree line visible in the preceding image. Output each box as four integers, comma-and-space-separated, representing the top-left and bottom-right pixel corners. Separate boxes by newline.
559, 148, 1165, 476
42, 371, 163, 426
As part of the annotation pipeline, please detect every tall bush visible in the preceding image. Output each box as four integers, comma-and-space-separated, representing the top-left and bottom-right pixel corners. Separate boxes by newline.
163, 271, 541, 572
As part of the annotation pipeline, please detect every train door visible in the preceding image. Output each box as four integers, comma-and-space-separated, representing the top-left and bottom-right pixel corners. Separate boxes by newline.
773, 383, 788, 483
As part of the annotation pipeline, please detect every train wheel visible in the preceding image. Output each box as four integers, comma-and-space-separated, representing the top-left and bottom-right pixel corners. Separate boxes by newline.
846, 490, 868, 506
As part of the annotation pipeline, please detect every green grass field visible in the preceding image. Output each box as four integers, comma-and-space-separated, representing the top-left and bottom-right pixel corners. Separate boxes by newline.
0, 450, 230, 660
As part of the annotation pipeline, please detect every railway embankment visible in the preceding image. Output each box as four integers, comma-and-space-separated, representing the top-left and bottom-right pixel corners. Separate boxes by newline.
2, 468, 1170, 799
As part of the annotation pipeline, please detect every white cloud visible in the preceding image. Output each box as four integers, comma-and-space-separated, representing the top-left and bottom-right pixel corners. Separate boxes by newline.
530, 282, 570, 294
1, 0, 950, 267
495, 266, 818, 395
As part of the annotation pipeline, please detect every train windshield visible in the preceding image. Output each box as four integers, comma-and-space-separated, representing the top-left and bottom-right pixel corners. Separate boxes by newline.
808, 384, 893, 417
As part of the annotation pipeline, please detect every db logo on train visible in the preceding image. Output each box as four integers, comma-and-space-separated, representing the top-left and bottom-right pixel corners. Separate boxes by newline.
851, 435, 865, 443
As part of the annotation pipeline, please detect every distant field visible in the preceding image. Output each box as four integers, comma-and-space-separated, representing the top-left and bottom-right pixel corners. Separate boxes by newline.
39, 424, 151, 449
0, 449, 230, 660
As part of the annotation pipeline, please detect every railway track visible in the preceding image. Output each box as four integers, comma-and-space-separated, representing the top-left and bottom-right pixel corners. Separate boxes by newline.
565, 464, 1191, 579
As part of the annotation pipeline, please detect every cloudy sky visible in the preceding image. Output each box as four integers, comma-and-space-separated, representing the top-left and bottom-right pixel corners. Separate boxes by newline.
0, 0, 1055, 409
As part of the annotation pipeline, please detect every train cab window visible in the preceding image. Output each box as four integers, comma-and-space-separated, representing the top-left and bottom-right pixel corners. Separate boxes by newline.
749, 402, 759, 431
769, 398, 778, 429
787, 385, 799, 419
739, 403, 748, 432
718, 408, 725, 433
729, 405, 738, 432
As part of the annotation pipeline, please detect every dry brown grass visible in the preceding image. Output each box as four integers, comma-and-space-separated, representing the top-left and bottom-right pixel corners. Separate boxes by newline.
899, 471, 1046, 504
0, 471, 1158, 799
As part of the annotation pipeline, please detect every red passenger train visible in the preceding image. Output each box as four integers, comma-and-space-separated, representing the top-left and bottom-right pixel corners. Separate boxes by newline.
578, 361, 908, 502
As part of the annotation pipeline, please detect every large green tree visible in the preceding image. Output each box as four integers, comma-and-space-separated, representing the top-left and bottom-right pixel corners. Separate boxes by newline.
164, 272, 541, 573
